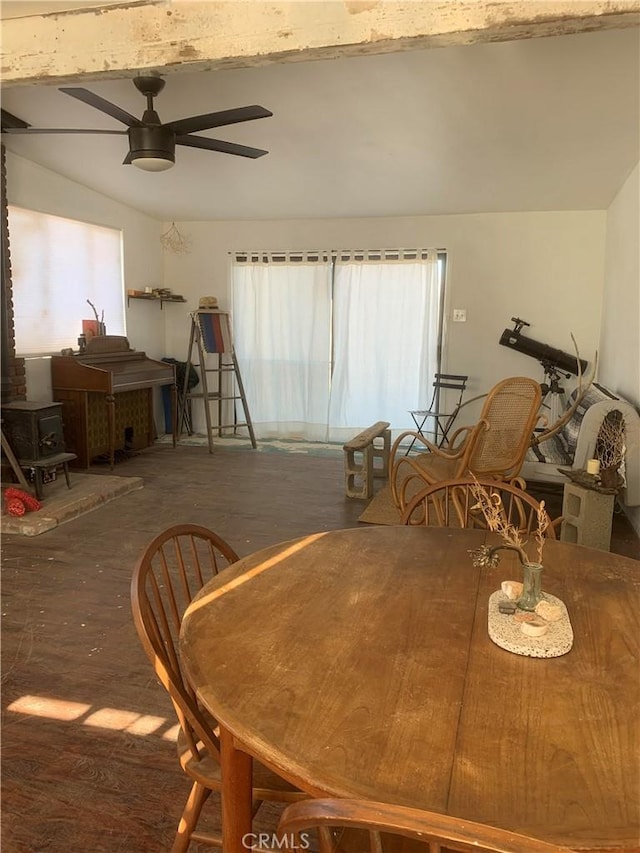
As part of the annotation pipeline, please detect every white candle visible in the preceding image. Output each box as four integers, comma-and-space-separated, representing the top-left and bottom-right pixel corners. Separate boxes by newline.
587, 459, 600, 476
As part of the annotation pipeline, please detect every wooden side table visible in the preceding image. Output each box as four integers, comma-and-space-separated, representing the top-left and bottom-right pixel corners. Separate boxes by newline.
560, 477, 615, 551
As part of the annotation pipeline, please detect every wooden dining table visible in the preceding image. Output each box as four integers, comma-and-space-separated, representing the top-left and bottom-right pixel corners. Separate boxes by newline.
179, 525, 640, 853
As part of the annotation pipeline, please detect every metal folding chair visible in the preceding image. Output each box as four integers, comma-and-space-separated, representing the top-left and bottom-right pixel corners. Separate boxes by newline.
407, 373, 468, 453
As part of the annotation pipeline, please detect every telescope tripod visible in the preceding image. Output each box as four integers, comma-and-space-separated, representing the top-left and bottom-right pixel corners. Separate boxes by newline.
538, 361, 570, 428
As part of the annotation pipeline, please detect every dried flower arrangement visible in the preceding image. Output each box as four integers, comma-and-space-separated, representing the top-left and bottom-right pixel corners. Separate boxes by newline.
596, 411, 626, 488
468, 479, 549, 570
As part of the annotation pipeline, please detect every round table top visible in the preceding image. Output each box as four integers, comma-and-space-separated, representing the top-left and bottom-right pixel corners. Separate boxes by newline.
180, 525, 639, 850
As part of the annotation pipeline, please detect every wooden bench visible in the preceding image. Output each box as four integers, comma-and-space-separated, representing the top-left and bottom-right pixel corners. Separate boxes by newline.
343, 421, 391, 499
17, 452, 77, 500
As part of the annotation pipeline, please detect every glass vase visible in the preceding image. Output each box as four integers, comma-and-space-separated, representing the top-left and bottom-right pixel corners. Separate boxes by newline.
517, 562, 543, 611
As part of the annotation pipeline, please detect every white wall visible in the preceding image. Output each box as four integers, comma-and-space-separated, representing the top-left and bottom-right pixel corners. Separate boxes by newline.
601, 163, 639, 406
6, 151, 165, 402
163, 211, 606, 429
6, 152, 614, 460
601, 162, 640, 534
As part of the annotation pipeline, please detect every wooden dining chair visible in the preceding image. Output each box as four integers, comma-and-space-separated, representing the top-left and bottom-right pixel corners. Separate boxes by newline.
391, 376, 542, 514
277, 798, 574, 853
131, 523, 305, 852
400, 478, 557, 539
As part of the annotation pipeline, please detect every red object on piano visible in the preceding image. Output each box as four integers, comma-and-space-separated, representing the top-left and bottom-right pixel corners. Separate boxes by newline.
82, 319, 101, 341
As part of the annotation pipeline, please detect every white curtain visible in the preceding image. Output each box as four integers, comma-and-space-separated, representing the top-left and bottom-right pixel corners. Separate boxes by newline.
232, 258, 332, 440
231, 249, 443, 442
328, 250, 442, 442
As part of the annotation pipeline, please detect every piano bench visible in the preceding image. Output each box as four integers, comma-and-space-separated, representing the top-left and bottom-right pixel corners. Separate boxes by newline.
16, 452, 78, 501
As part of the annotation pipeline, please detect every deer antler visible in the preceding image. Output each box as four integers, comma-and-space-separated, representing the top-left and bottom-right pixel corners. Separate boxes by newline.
530, 334, 597, 448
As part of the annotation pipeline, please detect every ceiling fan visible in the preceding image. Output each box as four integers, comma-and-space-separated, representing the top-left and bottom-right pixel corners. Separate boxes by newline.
0, 75, 273, 172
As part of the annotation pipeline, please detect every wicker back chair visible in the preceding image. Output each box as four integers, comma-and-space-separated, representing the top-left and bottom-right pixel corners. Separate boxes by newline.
391, 377, 542, 513
277, 798, 573, 853
131, 523, 304, 852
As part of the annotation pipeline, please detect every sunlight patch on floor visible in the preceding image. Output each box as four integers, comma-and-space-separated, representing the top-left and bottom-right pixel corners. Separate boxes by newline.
8, 694, 90, 721
7, 693, 178, 740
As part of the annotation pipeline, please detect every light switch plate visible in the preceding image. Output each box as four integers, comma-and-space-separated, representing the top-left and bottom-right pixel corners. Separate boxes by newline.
453, 309, 467, 322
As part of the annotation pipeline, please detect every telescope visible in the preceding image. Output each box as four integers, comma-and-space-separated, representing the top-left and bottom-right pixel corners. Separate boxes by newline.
499, 317, 588, 377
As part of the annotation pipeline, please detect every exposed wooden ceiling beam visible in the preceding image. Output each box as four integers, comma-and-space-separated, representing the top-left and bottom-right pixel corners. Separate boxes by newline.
2, 0, 640, 86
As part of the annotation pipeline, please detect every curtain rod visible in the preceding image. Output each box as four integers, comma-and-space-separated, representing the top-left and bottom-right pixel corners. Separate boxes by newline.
230, 248, 446, 261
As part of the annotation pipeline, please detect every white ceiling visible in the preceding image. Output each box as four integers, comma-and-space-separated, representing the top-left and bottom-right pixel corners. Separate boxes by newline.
2, 26, 639, 221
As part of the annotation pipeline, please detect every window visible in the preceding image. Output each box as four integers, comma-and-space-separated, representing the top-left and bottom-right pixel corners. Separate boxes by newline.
8, 206, 125, 356
231, 249, 445, 441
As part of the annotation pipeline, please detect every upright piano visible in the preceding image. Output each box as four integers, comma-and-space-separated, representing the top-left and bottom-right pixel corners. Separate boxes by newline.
51, 335, 176, 468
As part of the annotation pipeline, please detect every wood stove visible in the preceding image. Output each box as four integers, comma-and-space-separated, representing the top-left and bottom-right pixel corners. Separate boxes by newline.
2, 401, 77, 499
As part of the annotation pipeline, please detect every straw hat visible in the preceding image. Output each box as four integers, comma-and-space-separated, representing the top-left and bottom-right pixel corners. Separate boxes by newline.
199, 296, 219, 309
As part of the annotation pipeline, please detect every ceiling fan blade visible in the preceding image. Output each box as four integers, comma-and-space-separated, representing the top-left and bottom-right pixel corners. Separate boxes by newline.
176, 134, 268, 159
123, 152, 133, 165
59, 87, 143, 127
1, 127, 127, 135
165, 105, 272, 136
1, 108, 30, 129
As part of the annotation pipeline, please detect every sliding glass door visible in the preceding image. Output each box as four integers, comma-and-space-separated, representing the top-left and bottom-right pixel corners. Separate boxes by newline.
231, 249, 444, 441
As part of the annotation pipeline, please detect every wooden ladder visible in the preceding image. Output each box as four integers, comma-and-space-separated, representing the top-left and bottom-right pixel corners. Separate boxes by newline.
178, 311, 256, 452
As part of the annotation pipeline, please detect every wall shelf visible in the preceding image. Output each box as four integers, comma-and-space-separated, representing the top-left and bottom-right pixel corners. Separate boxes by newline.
127, 294, 187, 310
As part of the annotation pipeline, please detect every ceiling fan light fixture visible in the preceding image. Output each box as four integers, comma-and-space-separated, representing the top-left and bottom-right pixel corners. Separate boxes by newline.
131, 154, 175, 172
128, 125, 176, 171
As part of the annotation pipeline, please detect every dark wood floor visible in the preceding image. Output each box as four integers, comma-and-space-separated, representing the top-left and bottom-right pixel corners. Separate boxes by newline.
2, 444, 638, 852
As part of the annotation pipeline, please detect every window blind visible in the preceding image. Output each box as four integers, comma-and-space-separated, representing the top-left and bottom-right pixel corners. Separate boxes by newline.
9, 206, 125, 357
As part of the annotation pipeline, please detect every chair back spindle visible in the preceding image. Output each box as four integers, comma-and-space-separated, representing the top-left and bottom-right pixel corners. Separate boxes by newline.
401, 477, 556, 541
